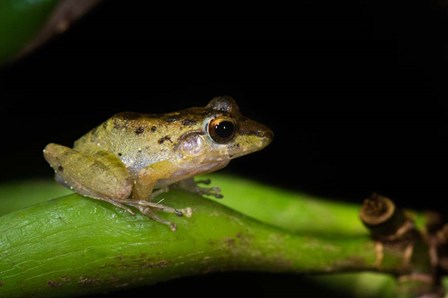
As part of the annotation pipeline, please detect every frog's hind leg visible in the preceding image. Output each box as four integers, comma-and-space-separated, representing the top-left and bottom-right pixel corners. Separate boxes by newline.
123, 199, 192, 217
53, 172, 135, 215
136, 206, 178, 231
113, 193, 192, 230
44, 144, 191, 230
44, 143, 135, 214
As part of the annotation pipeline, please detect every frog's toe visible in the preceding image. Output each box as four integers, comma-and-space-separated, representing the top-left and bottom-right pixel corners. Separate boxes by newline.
139, 206, 178, 231
146, 210, 177, 232
211, 190, 224, 199
198, 186, 223, 199
195, 178, 212, 185
181, 207, 193, 217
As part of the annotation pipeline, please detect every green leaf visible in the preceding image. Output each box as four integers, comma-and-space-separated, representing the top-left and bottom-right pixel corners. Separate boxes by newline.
0, 0, 58, 64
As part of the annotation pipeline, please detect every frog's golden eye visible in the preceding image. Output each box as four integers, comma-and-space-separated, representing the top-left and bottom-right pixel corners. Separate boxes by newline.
208, 117, 237, 143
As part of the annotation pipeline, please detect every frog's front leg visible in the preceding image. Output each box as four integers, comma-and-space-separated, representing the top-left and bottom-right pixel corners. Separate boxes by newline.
129, 160, 193, 230
173, 178, 223, 199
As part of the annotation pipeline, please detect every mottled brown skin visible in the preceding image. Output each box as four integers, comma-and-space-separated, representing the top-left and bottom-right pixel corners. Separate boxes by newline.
43, 96, 273, 230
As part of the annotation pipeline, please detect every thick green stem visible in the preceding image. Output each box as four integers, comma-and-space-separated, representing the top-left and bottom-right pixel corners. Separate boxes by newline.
209, 175, 368, 236
0, 175, 435, 297
0, 175, 369, 236
0, 188, 409, 297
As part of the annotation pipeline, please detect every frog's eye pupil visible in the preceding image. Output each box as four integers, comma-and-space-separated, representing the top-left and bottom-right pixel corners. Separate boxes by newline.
209, 118, 236, 143
215, 121, 234, 138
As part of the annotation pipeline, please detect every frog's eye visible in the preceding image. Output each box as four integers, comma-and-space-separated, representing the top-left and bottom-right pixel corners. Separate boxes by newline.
208, 117, 237, 143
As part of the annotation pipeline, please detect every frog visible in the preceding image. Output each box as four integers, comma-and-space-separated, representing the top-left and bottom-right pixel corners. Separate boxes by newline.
43, 96, 273, 231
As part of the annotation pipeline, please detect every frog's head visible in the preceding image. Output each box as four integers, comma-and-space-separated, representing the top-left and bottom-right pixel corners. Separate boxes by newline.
175, 96, 273, 165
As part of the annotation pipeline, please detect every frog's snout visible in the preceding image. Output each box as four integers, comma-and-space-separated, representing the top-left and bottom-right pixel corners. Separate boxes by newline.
240, 119, 274, 148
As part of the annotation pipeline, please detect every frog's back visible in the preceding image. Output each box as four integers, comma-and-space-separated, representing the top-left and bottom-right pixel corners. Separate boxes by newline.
74, 112, 183, 174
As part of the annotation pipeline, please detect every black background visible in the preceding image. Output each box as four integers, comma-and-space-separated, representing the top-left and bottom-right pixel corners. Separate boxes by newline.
1, 1, 448, 296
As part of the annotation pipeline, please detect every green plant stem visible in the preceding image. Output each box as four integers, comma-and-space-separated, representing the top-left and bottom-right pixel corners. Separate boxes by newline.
210, 175, 367, 236
0, 175, 369, 236
0, 175, 427, 297
0, 180, 71, 216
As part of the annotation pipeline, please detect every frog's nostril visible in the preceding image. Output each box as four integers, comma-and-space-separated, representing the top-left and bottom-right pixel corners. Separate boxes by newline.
255, 126, 273, 145
261, 128, 274, 141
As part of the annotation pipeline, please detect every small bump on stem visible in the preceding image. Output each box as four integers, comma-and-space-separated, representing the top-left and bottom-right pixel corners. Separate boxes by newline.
360, 193, 408, 240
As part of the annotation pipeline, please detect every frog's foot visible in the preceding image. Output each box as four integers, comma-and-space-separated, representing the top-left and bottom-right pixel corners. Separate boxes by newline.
90, 196, 136, 215
119, 199, 192, 216
174, 178, 223, 199
114, 199, 192, 231
90, 196, 191, 230
139, 206, 178, 231
195, 185, 223, 198
194, 179, 223, 198
195, 178, 212, 185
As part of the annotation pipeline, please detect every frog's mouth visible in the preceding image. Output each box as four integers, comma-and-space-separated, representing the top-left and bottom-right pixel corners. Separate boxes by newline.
227, 137, 272, 160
